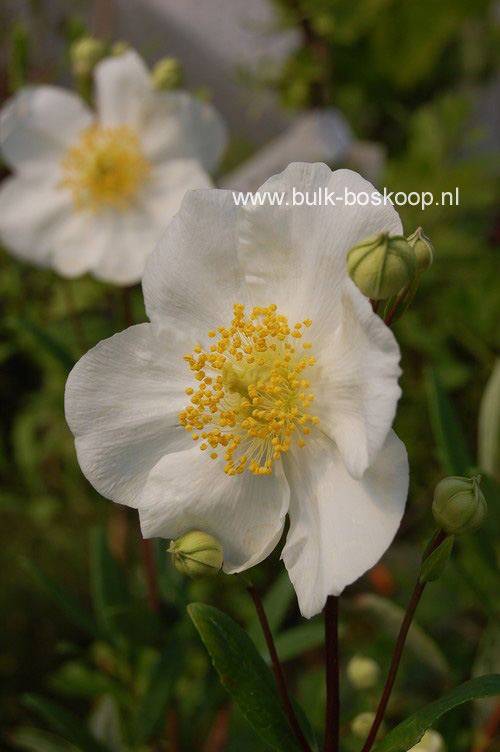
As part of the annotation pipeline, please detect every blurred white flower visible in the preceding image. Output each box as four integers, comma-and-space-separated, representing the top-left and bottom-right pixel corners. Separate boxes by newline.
0, 50, 226, 285
65, 163, 409, 617
409, 730, 446, 752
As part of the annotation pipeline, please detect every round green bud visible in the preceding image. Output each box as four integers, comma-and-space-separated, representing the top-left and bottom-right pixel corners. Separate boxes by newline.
432, 475, 486, 535
346, 655, 381, 690
350, 712, 384, 740
347, 233, 417, 300
152, 57, 184, 91
409, 729, 446, 752
70, 36, 107, 78
110, 40, 130, 56
168, 530, 223, 578
407, 227, 435, 272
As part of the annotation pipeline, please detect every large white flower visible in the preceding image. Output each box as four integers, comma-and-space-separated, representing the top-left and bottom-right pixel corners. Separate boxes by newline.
0, 50, 226, 285
65, 163, 409, 618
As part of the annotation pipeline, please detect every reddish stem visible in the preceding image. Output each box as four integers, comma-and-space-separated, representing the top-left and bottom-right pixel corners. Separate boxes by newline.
324, 595, 340, 752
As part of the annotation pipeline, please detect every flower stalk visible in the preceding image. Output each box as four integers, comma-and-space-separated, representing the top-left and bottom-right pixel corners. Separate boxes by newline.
246, 584, 312, 752
360, 529, 447, 752
324, 595, 340, 752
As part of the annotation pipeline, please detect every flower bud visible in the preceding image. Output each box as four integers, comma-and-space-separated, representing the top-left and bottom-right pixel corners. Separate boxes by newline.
407, 227, 435, 272
152, 57, 184, 90
347, 233, 417, 300
70, 36, 107, 78
432, 475, 486, 535
168, 530, 223, 578
409, 729, 446, 752
346, 655, 381, 690
350, 712, 384, 740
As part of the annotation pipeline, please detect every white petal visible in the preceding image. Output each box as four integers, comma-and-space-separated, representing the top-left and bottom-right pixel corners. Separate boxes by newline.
282, 431, 408, 618
0, 86, 93, 177
139, 447, 289, 570
65, 323, 192, 508
0, 174, 73, 265
311, 281, 402, 479
237, 163, 403, 337
138, 91, 227, 173
143, 189, 251, 337
88, 208, 159, 286
94, 50, 151, 128
51, 211, 118, 279
142, 158, 213, 228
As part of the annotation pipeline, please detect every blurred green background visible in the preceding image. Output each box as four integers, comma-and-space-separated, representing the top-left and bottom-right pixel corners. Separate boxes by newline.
0, 1, 499, 750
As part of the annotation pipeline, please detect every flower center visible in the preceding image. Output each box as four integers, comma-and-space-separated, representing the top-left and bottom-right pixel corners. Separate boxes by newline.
60, 125, 150, 212
179, 304, 319, 476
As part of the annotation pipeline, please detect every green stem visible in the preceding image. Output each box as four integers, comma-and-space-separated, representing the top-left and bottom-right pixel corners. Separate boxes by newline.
324, 595, 340, 752
360, 530, 447, 752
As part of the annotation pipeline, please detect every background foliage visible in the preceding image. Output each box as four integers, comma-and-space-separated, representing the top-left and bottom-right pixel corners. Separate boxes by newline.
0, 0, 499, 750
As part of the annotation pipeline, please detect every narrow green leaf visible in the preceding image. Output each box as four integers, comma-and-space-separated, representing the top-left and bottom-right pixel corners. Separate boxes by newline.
373, 674, 500, 752
274, 621, 325, 663
23, 695, 112, 752
419, 536, 454, 583
23, 559, 104, 640
132, 638, 183, 744
188, 602, 310, 752
247, 571, 295, 648
351, 594, 449, 675
89, 526, 131, 636
11, 726, 78, 752
15, 318, 75, 369
478, 359, 500, 481
426, 368, 473, 475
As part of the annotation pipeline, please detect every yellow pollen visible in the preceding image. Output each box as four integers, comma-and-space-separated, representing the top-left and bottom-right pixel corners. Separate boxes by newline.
60, 125, 150, 212
179, 303, 320, 476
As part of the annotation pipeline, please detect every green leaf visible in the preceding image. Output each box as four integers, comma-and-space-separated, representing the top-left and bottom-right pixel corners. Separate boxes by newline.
11, 726, 78, 752
419, 535, 454, 583
188, 602, 312, 752
89, 526, 131, 637
132, 638, 183, 744
274, 621, 325, 663
373, 674, 500, 752
23, 559, 104, 640
15, 318, 75, 370
478, 359, 500, 481
426, 368, 473, 475
23, 695, 112, 752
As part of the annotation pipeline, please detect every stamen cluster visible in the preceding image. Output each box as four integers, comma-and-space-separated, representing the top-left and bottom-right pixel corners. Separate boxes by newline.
179, 304, 319, 476
61, 125, 150, 212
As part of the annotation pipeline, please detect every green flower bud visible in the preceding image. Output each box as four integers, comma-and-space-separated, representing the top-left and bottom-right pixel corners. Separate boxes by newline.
432, 475, 486, 535
409, 729, 446, 752
70, 36, 107, 78
350, 712, 384, 740
168, 530, 223, 578
110, 40, 130, 56
407, 227, 435, 271
347, 233, 417, 300
346, 655, 381, 690
152, 57, 184, 90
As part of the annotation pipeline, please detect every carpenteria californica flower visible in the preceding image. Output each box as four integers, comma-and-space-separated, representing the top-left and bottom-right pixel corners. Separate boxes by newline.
0, 50, 226, 285
65, 163, 409, 617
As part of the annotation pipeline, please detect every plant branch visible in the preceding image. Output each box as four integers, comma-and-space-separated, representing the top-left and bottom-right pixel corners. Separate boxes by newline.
383, 281, 412, 326
246, 584, 312, 752
360, 530, 447, 752
141, 537, 160, 613
324, 595, 340, 752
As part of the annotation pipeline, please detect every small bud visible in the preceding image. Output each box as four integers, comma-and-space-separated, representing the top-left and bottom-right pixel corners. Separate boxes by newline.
152, 57, 184, 90
432, 475, 486, 535
407, 227, 435, 272
347, 233, 417, 300
409, 729, 446, 752
350, 712, 384, 740
346, 655, 381, 690
168, 530, 223, 578
110, 40, 130, 56
70, 36, 107, 78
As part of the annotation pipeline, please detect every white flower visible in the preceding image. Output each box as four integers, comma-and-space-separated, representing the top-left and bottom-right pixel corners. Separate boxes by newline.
0, 50, 226, 285
65, 163, 409, 618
